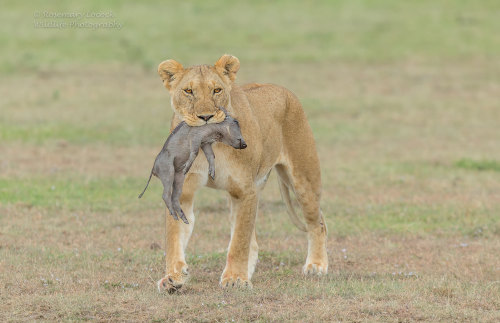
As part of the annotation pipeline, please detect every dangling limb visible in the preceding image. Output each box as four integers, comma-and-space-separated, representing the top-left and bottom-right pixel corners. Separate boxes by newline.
158, 164, 177, 221
171, 172, 189, 224
201, 143, 216, 179
183, 138, 202, 175
182, 151, 198, 175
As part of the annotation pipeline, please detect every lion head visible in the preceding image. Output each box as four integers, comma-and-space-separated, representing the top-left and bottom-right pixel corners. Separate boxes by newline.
158, 54, 240, 127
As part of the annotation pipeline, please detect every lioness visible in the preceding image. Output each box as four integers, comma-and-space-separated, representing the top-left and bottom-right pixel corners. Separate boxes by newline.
156, 54, 328, 292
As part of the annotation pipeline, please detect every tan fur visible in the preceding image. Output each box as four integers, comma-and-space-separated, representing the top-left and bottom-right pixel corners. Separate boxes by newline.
156, 55, 328, 292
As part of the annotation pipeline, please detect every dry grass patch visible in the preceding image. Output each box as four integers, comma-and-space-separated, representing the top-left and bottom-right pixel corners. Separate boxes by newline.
1, 204, 499, 321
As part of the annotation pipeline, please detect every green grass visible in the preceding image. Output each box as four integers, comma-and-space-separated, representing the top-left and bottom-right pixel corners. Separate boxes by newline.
0, 175, 164, 212
1, 170, 498, 237
329, 203, 499, 237
455, 158, 500, 172
1, 0, 500, 321
0, 120, 169, 146
1, 0, 500, 74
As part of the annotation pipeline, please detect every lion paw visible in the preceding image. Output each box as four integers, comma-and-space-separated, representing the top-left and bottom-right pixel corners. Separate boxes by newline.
220, 275, 252, 289
157, 266, 190, 294
303, 262, 328, 276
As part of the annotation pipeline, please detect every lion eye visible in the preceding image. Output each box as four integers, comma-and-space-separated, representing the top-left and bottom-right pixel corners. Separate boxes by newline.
214, 88, 222, 94
184, 89, 192, 94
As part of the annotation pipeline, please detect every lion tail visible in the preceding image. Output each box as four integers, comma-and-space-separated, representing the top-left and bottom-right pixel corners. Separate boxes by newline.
277, 177, 307, 232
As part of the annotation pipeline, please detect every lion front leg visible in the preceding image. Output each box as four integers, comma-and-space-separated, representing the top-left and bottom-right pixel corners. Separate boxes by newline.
220, 191, 258, 289
157, 173, 204, 293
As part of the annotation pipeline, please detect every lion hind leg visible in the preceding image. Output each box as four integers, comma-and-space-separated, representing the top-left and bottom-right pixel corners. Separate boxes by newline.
274, 90, 328, 275
275, 162, 328, 275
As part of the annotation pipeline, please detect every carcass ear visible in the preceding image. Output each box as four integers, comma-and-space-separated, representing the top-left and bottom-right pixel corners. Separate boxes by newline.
214, 54, 240, 82
158, 59, 184, 90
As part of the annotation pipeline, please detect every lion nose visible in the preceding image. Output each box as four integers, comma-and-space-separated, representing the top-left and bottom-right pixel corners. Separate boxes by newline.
198, 114, 214, 122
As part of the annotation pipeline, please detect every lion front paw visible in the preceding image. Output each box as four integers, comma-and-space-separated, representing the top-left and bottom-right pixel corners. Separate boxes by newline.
303, 262, 328, 276
220, 273, 252, 289
157, 265, 190, 294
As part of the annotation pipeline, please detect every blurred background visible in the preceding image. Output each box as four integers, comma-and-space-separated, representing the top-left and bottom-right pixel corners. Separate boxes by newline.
1, 1, 499, 321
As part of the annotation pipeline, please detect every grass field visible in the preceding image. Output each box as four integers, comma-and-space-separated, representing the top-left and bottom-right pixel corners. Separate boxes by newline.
1, 0, 500, 321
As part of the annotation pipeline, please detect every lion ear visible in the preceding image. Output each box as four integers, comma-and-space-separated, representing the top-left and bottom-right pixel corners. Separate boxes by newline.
158, 59, 184, 90
214, 54, 240, 82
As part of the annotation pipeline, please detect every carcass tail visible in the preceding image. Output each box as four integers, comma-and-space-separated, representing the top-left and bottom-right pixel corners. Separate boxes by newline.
138, 171, 154, 199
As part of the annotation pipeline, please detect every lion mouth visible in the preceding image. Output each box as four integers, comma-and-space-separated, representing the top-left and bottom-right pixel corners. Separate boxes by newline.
184, 112, 225, 126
